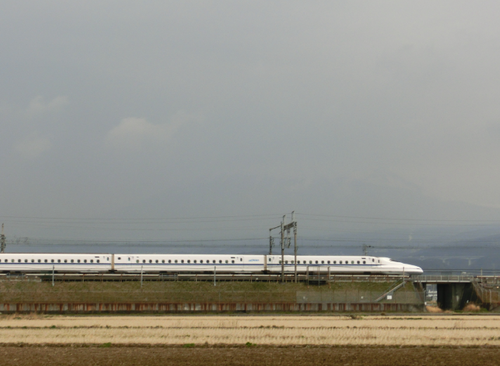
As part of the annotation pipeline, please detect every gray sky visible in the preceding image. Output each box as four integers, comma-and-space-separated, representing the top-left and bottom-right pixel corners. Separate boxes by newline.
2, 1, 500, 241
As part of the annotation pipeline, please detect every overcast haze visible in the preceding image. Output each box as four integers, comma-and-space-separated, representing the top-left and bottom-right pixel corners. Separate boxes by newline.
2, 1, 500, 243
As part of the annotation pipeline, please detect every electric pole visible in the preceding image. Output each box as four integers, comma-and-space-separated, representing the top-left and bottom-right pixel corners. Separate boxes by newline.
0, 224, 5, 253
269, 212, 297, 283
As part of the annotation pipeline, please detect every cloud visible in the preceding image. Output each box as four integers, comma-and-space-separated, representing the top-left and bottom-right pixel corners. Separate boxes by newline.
14, 133, 52, 159
105, 112, 199, 150
26, 96, 68, 117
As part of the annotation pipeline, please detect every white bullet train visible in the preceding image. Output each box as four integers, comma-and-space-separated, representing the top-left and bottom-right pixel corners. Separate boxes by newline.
0, 253, 423, 275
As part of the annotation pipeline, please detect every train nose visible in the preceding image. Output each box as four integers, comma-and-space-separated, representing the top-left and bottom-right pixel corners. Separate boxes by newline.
407, 265, 423, 275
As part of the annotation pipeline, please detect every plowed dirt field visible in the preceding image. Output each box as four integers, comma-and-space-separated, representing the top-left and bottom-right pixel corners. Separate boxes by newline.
0, 346, 499, 366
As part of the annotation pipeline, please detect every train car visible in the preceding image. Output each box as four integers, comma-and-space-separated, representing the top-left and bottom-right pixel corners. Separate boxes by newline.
0, 253, 113, 273
265, 255, 423, 275
113, 254, 265, 273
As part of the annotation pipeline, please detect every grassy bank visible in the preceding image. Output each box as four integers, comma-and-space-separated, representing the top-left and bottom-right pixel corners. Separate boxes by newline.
0, 280, 420, 304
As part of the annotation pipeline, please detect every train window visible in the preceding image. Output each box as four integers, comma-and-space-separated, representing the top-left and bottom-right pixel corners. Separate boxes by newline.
315, 261, 318, 264
219, 260, 222, 264
38, 259, 41, 263
174, 260, 178, 263
187, 260, 190, 264
327, 261, 330, 264
372, 259, 375, 262
84, 260, 87, 263
77, 260, 80, 263
45, 259, 48, 263
363, 261, 366, 264
181, 260, 184, 264
240, 258, 243, 262
71, 260, 74, 263
136, 260, 139, 263
200, 260, 203, 263
309, 260, 312, 264
351, 261, 354, 264
97, 260, 100, 263
357, 261, 360, 264
321, 261, 324, 264
285, 260, 288, 264
168, 260, 171, 263
51, 259, 54, 263
279, 261, 282, 264
155, 260, 159, 264
231, 260, 234, 264
18, 259, 21, 263
64, 260, 67, 263
162, 260, 165, 263
333, 261, 336, 264
303, 261, 306, 264
225, 260, 228, 264
149, 260, 152, 263
57, 260, 60, 263
90, 260, 93, 263
118, 257, 121, 260
143, 260, 146, 263
25, 259, 28, 263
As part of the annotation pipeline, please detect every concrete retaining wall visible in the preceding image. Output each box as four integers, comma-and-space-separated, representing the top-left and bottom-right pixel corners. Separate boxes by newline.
0, 302, 424, 313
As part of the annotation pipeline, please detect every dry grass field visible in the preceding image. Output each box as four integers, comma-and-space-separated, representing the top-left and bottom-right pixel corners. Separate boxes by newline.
0, 314, 499, 346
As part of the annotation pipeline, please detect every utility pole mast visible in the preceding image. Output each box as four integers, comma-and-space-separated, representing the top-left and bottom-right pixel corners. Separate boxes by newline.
269, 212, 297, 283
0, 224, 5, 253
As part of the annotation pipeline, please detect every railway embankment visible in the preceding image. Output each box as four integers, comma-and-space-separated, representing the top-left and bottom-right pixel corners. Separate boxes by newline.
0, 277, 424, 313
